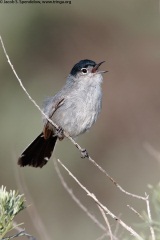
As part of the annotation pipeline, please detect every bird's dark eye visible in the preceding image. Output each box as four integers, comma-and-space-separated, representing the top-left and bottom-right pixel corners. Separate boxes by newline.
81, 68, 88, 74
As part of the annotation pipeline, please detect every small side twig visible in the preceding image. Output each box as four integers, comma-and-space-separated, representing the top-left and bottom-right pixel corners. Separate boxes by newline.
127, 205, 144, 220
2, 230, 35, 240
13, 222, 36, 240
127, 196, 155, 240
97, 205, 113, 240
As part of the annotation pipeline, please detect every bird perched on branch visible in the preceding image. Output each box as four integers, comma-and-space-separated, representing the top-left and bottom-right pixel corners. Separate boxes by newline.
18, 59, 107, 168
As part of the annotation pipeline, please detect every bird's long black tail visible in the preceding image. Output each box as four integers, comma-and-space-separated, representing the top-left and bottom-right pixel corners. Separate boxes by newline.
18, 133, 57, 168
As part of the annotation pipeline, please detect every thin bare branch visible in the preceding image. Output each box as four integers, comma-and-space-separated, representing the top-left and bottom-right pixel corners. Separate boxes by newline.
127, 205, 144, 220
145, 193, 155, 240
0, 36, 59, 130
113, 215, 121, 239
98, 205, 113, 240
13, 222, 36, 240
57, 159, 144, 240
87, 156, 147, 201
144, 142, 160, 164
96, 233, 108, 240
53, 159, 106, 232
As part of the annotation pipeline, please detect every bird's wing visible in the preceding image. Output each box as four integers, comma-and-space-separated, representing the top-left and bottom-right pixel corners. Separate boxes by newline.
48, 97, 65, 118
43, 97, 65, 139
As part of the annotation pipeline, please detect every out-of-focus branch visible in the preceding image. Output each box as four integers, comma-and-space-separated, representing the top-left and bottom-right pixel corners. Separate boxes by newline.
12, 154, 51, 240
144, 142, 160, 164
13, 222, 36, 240
2, 230, 35, 240
97, 205, 113, 240
96, 233, 108, 240
145, 193, 155, 240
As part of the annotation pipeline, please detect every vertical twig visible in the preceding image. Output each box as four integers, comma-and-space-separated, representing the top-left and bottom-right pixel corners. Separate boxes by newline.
97, 205, 113, 240
145, 193, 155, 240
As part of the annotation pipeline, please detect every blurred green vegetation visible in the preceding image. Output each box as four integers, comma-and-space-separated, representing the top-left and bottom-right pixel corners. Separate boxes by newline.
0, 1, 160, 239
0, 186, 25, 239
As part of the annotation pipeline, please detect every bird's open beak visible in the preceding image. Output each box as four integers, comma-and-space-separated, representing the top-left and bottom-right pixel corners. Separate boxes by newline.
91, 61, 108, 74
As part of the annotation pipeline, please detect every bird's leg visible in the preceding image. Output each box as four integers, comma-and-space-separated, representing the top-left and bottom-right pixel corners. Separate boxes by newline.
74, 142, 89, 158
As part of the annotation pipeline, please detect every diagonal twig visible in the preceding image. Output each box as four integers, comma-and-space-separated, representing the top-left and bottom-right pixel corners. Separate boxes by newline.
53, 159, 106, 232
97, 205, 113, 240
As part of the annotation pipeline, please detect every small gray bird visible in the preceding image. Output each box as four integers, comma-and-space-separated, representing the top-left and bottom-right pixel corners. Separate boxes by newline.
18, 59, 106, 168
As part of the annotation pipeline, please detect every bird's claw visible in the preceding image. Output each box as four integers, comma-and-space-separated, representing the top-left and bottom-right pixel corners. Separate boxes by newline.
56, 127, 64, 140
81, 148, 89, 158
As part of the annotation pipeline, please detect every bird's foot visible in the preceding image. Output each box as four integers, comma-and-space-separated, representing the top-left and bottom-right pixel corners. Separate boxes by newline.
81, 148, 89, 158
56, 126, 64, 140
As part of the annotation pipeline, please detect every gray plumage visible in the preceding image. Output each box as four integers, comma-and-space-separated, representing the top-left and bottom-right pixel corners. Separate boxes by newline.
18, 59, 106, 168
43, 72, 103, 138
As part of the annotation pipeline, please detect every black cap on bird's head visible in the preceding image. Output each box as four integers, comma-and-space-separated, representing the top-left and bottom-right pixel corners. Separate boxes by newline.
70, 59, 106, 76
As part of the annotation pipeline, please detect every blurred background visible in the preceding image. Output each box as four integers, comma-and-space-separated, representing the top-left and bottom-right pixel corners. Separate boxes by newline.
1, 1, 160, 239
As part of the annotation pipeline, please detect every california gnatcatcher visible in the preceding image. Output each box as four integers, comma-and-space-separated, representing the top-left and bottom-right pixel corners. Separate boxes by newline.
18, 59, 106, 168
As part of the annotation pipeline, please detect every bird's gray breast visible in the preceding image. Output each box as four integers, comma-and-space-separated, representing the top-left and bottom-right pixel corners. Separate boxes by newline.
52, 84, 102, 137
